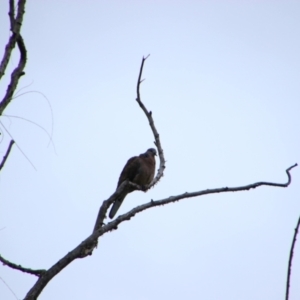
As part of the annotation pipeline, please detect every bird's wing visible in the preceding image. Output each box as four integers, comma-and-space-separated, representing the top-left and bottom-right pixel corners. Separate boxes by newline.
117, 156, 141, 187
109, 156, 141, 219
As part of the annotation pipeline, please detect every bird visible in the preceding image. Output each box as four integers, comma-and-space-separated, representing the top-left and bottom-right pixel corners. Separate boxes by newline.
109, 148, 157, 219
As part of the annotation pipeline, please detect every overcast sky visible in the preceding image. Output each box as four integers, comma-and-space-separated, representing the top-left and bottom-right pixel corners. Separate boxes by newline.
0, 1, 300, 300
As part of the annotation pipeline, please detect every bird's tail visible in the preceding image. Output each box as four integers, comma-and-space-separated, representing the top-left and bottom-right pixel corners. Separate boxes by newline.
109, 194, 126, 219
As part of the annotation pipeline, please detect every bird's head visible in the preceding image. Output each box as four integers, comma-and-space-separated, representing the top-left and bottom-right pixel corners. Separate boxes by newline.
146, 148, 157, 157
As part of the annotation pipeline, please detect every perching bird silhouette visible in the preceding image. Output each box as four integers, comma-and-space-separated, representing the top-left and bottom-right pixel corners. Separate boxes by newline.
109, 148, 156, 219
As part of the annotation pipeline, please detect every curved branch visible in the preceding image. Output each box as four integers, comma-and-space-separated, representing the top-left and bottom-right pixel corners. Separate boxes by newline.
0, 1, 27, 173
285, 215, 300, 300
24, 164, 297, 300
136, 55, 166, 188
0, 254, 45, 277
0, 34, 27, 115
103, 163, 298, 227
0, 0, 26, 81
0, 139, 14, 171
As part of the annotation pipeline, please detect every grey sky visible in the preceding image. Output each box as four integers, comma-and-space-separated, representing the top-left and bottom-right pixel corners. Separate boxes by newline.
0, 1, 300, 299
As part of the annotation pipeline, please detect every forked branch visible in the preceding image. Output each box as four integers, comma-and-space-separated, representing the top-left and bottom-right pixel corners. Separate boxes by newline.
93, 56, 166, 232
93, 180, 132, 232
0, 0, 27, 116
0, 0, 27, 176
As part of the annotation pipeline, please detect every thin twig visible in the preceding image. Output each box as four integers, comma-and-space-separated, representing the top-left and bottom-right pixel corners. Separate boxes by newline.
0, 276, 19, 300
0, 139, 14, 171
136, 55, 166, 188
9, 90, 55, 149
0, 254, 46, 277
0, 120, 36, 170
285, 214, 300, 300
2, 114, 56, 152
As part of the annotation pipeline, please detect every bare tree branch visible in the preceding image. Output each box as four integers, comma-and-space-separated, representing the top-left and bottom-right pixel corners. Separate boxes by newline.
104, 163, 298, 226
93, 56, 166, 233
23, 163, 297, 300
0, 0, 27, 176
136, 55, 166, 188
8, 0, 15, 28
0, 139, 15, 171
285, 215, 300, 300
0, 33, 27, 116
0, 254, 45, 277
0, 0, 26, 81
93, 180, 152, 232
93, 180, 131, 232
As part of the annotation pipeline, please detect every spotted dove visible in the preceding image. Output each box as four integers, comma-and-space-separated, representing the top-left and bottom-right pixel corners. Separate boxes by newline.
109, 148, 156, 219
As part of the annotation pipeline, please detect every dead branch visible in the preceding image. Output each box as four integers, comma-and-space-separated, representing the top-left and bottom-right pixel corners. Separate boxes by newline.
93, 57, 166, 232
0, 254, 45, 277
93, 180, 132, 232
0, 0, 26, 81
23, 163, 297, 300
0, 0, 27, 116
0, 139, 14, 171
93, 180, 152, 232
285, 215, 300, 300
0, 1, 27, 175
103, 163, 298, 227
0, 34, 27, 116
136, 55, 166, 188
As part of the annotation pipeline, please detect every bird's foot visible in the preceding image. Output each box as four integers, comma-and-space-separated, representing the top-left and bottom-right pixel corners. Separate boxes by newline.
141, 185, 148, 192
